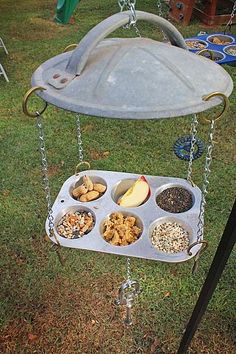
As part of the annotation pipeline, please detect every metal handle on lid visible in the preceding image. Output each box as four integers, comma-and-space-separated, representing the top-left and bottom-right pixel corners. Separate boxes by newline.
66, 10, 187, 75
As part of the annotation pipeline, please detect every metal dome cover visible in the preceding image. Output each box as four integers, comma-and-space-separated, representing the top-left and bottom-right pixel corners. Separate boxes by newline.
31, 11, 233, 119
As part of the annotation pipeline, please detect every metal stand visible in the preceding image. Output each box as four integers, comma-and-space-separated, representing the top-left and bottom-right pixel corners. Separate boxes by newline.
177, 199, 236, 354
0, 37, 9, 82
0, 64, 9, 82
0, 37, 8, 55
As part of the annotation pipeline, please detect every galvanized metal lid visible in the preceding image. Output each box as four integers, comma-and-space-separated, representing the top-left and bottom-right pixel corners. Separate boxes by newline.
31, 11, 233, 119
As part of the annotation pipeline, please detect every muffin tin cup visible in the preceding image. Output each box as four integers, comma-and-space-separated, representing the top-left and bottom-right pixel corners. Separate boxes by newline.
111, 178, 150, 206
149, 216, 194, 262
207, 34, 235, 45
100, 211, 144, 247
69, 175, 107, 202
185, 39, 208, 51
197, 49, 226, 63
155, 183, 194, 213
45, 170, 203, 262
223, 45, 236, 56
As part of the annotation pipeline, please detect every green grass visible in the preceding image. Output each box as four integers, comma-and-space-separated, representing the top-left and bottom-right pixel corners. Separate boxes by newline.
0, 1, 236, 353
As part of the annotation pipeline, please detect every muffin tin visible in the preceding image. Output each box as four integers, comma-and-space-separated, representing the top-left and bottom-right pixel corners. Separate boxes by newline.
185, 33, 236, 65
45, 170, 203, 263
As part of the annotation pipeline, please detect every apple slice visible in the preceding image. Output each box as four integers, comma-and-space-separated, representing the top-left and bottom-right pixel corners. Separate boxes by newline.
119, 176, 150, 207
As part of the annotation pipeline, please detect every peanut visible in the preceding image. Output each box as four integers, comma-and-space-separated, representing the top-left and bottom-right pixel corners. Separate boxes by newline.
79, 194, 88, 202
79, 190, 99, 202
83, 175, 93, 191
93, 183, 106, 193
72, 184, 88, 198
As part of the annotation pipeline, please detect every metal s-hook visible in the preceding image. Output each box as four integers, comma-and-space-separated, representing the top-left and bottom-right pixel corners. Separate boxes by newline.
202, 92, 229, 123
22, 86, 48, 118
75, 161, 91, 175
188, 240, 208, 274
187, 240, 208, 256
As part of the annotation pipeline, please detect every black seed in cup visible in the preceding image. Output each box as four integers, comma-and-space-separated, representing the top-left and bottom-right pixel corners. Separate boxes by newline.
156, 187, 193, 213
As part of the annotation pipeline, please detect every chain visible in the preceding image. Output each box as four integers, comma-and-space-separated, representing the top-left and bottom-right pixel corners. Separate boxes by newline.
126, 257, 131, 283
197, 119, 215, 243
156, 0, 168, 41
117, 0, 140, 300
157, 0, 164, 17
187, 114, 199, 185
35, 112, 60, 246
224, 0, 236, 34
189, 119, 215, 273
76, 114, 84, 163
118, 0, 141, 37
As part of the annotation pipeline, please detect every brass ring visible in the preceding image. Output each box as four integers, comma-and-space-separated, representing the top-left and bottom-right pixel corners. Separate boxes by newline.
22, 86, 47, 118
197, 49, 214, 61
202, 92, 229, 123
63, 44, 77, 53
187, 240, 208, 256
75, 161, 91, 175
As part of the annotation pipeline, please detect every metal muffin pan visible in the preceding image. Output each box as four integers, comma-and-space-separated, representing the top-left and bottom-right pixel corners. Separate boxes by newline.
45, 170, 203, 263
185, 32, 236, 65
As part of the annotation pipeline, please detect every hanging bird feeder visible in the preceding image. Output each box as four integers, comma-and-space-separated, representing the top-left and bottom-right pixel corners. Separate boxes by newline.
23, 11, 232, 267
23, 10, 232, 263
23, 8, 233, 326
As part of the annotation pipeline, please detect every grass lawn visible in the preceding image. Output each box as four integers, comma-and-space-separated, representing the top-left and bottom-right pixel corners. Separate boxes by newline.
0, 0, 235, 353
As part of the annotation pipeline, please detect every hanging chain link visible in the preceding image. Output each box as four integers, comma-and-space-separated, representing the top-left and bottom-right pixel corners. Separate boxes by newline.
117, 0, 141, 309
224, 0, 236, 34
188, 119, 215, 273
126, 257, 131, 283
187, 114, 199, 185
118, 0, 141, 37
156, 0, 168, 41
76, 114, 84, 163
197, 119, 215, 243
35, 112, 61, 247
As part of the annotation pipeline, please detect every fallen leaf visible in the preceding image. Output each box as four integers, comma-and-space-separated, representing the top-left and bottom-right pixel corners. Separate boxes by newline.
28, 333, 38, 341
89, 149, 110, 160
164, 291, 171, 297
103, 151, 110, 157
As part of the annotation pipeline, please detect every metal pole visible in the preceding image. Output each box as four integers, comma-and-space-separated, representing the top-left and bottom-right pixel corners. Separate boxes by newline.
177, 199, 236, 354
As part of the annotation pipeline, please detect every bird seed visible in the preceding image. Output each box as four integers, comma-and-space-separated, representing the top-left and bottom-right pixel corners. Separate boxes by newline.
151, 222, 189, 253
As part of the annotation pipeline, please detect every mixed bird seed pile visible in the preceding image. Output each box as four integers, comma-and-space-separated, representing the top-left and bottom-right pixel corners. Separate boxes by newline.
186, 40, 206, 49
156, 187, 193, 213
57, 211, 94, 239
151, 221, 189, 253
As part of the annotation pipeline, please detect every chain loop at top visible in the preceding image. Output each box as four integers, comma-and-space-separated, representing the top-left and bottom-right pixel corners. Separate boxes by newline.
118, 0, 141, 36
